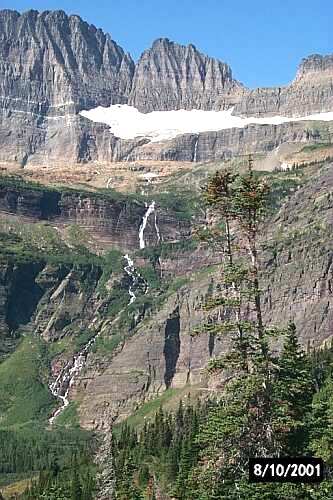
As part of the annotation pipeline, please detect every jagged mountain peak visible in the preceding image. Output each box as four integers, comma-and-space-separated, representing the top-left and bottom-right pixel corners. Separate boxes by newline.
129, 37, 244, 112
294, 53, 333, 82
150, 37, 197, 51
0, 8, 135, 112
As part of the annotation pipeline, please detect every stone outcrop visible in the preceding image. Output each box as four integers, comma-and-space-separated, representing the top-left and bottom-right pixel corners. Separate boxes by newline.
0, 9, 134, 111
18, 114, 329, 166
108, 120, 331, 163
233, 54, 333, 118
128, 38, 244, 112
77, 270, 231, 427
0, 180, 191, 250
0, 260, 44, 357
262, 162, 333, 347
0, 8, 134, 165
2, 161, 333, 428
76, 162, 333, 425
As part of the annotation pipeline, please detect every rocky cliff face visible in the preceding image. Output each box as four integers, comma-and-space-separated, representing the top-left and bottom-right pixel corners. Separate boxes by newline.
233, 54, 333, 118
0, 9, 134, 111
262, 162, 333, 347
0, 9, 332, 166
74, 161, 333, 425
0, 180, 191, 250
76, 270, 230, 427
1, 160, 333, 428
108, 120, 331, 163
0, 9, 134, 165
0, 260, 44, 357
128, 38, 244, 112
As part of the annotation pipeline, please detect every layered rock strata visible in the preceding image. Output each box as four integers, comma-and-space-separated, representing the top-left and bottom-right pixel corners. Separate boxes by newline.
0, 9, 333, 165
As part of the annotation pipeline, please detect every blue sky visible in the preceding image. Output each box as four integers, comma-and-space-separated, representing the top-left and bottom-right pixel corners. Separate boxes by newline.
3, 0, 332, 88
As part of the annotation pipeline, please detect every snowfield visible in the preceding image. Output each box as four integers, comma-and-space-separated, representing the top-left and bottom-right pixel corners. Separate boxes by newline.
80, 105, 333, 143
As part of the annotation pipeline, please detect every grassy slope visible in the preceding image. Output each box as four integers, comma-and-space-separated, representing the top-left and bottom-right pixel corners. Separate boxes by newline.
1, 476, 37, 500
0, 336, 54, 427
113, 386, 203, 435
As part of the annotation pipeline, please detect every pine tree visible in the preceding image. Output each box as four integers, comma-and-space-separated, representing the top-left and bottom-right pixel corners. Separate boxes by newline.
116, 457, 143, 500
273, 322, 313, 454
70, 455, 82, 500
309, 375, 333, 464
188, 159, 294, 496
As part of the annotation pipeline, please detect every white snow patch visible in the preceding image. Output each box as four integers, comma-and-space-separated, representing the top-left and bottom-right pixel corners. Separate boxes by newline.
80, 105, 333, 143
280, 162, 293, 171
141, 172, 158, 183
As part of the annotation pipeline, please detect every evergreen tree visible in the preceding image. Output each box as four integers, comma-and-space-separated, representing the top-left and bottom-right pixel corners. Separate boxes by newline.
274, 322, 313, 454
188, 159, 306, 496
110, 159, 333, 499
309, 375, 333, 464
70, 455, 82, 500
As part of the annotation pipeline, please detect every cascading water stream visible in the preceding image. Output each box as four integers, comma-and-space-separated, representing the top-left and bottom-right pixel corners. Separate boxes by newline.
139, 201, 157, 249
123, 199, 161, 303
48, 319, 101, 424
49, 199, 161, 423
154, 212, 161, 243
124, 254, 139, 304
193, 136, 198, 162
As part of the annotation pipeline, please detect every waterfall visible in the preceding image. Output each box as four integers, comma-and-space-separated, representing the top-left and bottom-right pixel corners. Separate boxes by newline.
49, 199, 160, 423
139, 201, 156, 249
154, 212, 161, 243
124, 254, 139, 304
193, 136, 199, 162
48, 325, 101, 424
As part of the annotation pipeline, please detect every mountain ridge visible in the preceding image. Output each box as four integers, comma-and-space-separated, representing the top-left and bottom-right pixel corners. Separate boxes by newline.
0, 8, 333, 166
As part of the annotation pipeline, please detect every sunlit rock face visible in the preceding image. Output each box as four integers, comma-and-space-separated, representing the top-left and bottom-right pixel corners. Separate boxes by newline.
128, 38, 245, 112
233, 54, 333, 118
0, 9, 134, 111
0, 9, 134, 165
0, 9, 333, 166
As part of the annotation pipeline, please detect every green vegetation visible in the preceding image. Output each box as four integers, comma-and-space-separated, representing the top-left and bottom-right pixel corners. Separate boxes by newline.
0, 175, 55, 193
114, 388, 183, 432
138, 238, 197, 262
113, 341, 333, 499
2, 159, 333, 498
0, 413, 96, 498
255, 168, 305, 213
74, 331, 96, 352
0, 173, 141, 206
54, 403, 80, 428
137, 262, 160, 289
0, 337, 54, 426
92, 333, 123, 355
111, 163, 333, 499
0, 223, 102, 268
106, 283, 130, 317
301, 142, 330, 152
114, 401, 205, 499
153, 189, 200, 220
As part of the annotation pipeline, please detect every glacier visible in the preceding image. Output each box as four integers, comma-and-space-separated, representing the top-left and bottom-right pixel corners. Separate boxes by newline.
80, 105, 333, 143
